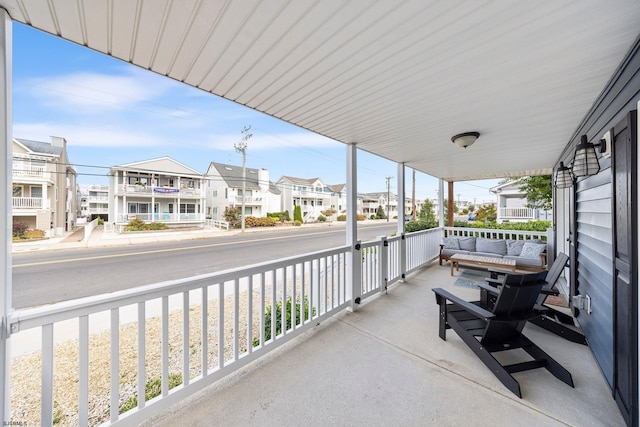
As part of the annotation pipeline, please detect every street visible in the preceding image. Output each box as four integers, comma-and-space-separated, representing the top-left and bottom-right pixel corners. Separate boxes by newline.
12, 222, 399, 309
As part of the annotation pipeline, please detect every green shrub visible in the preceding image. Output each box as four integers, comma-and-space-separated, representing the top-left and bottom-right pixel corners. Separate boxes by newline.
267, 211, 290, 222
293, 205, 303, 223
317, 215, 326, 222
245, 216, 277, 227
120, 373, 182, 414
97, 217, 104, 225
23, 229, 45, 239
124, 219, 168, 231
405, 219, 438, 232
370, 215, 376, 220
124, 218, 146, 231
253, 297, 316, 347
294, 220, 302, 226
224, 207, 241, 228
337, 214, 346, 221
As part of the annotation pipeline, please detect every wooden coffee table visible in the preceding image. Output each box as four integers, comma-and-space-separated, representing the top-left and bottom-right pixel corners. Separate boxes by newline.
449, 254, 516, 276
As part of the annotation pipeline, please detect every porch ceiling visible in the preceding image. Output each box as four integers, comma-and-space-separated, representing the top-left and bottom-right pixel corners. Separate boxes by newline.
2, 1, 640, 181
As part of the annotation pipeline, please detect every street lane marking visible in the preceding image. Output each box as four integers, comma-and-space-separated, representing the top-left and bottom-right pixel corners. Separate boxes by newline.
12, 226, 391, 268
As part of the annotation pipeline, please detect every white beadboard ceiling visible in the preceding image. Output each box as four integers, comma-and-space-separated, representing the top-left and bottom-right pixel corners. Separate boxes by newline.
2, 0, 640, 181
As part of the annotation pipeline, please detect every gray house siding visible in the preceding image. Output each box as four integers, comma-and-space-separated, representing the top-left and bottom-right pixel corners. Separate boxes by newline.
555, 36, 640, 414
575, 162, 614, 386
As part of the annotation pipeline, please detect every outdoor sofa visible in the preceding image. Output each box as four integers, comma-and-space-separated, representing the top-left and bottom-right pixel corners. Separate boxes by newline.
439, 236, 547, 271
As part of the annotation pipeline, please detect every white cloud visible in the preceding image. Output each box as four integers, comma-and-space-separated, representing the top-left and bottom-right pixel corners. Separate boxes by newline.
21, 67, 176, 112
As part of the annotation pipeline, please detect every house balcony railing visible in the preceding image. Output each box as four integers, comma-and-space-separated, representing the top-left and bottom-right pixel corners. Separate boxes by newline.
119, 185, 202, 198
117, 213, 205, 223
234, 196, 263, 203
88, 196, 109, 202
497, 207, 535, 220
87, 207, 108, 214
12, 166, 48, 179
7, 226, 443, 425
12, 197, 45, 209
88, 185, 109, 191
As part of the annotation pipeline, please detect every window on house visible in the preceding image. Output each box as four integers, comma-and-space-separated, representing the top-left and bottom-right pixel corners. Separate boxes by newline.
212, 190, 217, 197
12, 185, 23, 197
168, 203, 174, 213
244, 207, 252, 215
31, 187, 42, 198
180, 203, 196, 213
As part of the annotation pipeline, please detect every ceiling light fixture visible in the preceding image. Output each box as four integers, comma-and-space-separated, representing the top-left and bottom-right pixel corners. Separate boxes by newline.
451, 132, 480, 149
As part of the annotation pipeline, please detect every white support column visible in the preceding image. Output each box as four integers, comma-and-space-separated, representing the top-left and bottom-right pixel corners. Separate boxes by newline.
346, 144, 361, 311
397, 163, 406, 279
438, 178, 445, 228
397, 163, 405, 234
0, 9, 11, 423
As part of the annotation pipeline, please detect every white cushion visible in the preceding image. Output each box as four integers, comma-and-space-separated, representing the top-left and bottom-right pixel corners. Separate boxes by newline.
442, 237, 460, 250
520, 242, 546, 259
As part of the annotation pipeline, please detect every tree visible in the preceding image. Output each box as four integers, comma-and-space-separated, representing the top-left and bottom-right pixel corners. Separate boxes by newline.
293, 205, 303, 223
501, 175, 552, 211
475, 205, 497, 223
443, 199, 459, 218
418, 199, 436, 222
375, 205, 387, 219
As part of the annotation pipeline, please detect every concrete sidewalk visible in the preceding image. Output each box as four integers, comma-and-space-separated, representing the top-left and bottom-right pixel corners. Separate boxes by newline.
10, 219, 371, 254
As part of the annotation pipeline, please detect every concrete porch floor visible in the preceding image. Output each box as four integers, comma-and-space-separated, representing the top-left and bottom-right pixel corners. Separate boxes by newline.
145, 262, 624, 427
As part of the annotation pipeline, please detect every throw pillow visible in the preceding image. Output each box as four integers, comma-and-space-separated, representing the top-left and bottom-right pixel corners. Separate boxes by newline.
520, 242, 546, 259
506, 240, 526, 256
458, 236, 476, 252
442, 237, 460, 250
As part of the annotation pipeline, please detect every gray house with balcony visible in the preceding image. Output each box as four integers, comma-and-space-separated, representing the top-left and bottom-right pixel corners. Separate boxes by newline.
205, 161, 280, 220
108, 157, 206, 229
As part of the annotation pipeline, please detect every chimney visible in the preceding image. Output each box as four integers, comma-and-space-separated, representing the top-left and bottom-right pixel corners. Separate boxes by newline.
51, 136, 67, 148
259, 168, 269, 191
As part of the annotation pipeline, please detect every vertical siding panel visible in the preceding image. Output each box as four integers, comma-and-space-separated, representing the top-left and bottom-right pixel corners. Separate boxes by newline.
575, 164, 613, 386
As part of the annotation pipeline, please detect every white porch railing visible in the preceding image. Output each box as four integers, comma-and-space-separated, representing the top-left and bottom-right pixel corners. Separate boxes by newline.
497, 207, 535, 220
205, 219, 230, 230
443, 226, 549, 241
12, 197, 43, 209
7, 230, 439, 426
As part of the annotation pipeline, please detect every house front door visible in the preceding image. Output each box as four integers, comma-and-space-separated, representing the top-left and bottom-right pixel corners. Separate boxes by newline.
612, 110, 638, 426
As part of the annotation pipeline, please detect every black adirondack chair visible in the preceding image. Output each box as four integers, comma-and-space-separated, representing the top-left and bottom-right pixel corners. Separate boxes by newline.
486, 253, 587, 345
433, 274, 574, 398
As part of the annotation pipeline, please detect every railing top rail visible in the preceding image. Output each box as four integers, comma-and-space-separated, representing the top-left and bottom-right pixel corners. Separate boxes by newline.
10, 244, 351, 332
442, 226, 549, 239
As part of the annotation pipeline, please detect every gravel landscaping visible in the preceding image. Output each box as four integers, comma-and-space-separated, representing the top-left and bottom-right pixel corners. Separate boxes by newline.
11, 291, 263, 426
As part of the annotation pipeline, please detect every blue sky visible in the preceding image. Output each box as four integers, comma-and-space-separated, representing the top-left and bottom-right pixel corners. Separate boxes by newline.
12, 23, 499, 204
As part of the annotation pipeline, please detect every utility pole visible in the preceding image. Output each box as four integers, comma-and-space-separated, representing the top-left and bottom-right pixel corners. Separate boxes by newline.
385, 176, 392, 222
234, 125, 252, 232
